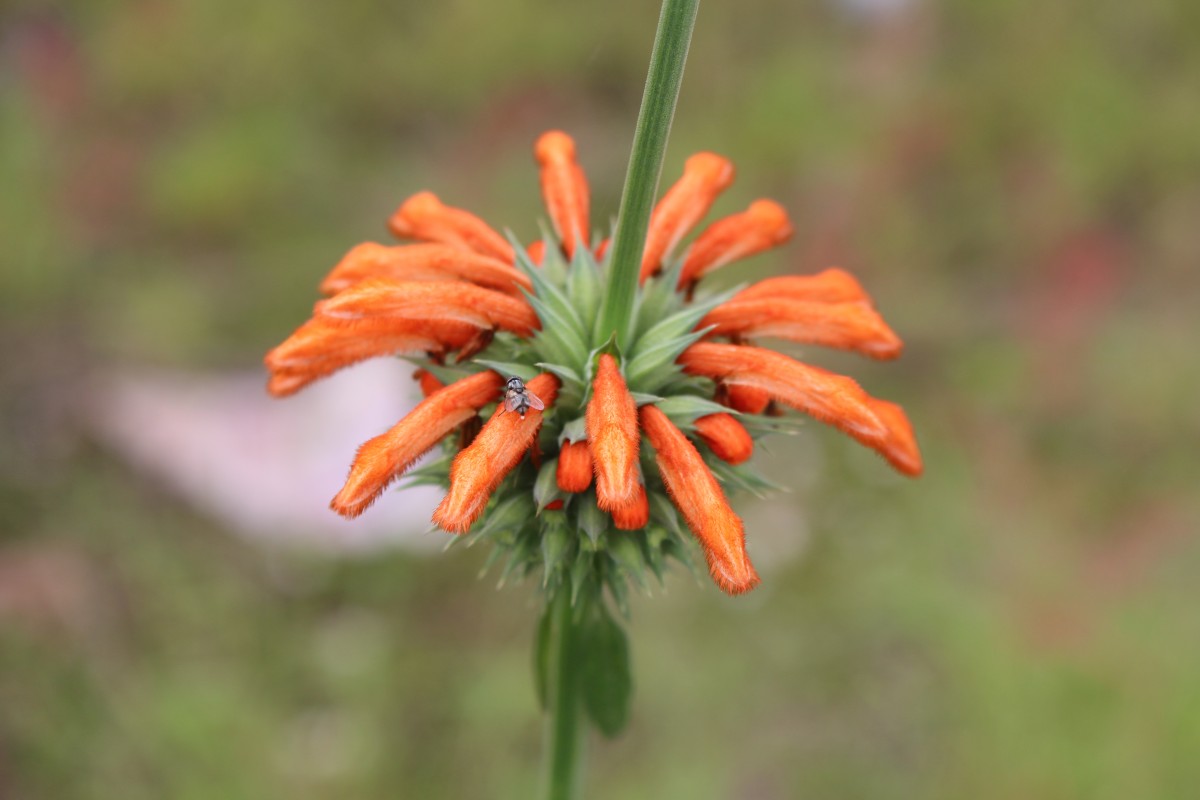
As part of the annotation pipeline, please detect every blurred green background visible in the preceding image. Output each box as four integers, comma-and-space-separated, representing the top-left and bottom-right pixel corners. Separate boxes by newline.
3, 0, 1200, 797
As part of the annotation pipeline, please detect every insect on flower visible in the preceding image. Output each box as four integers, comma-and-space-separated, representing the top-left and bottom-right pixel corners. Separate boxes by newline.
265, 129, 922, 601
500, 376, 545, 418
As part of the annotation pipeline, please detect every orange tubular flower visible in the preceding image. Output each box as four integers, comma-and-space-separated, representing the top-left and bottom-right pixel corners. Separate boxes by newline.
319, 242, 531, 297
722, 383, 772, 415
679, 342, 923, 476
640, 405, 760, 595
678, 199, 794, 288
556, 440, 593, 493
330, 372, 504, 518
698, 296, 903, 359
433, 374, 560, 533
639, 152, 735, 282
731, 268, 868, 304
611, 484, 650, 531
535, 131, 590, 258
265, 316, 479, 397
693, 413, 754, 465
315, 279, 540, 337
388, 191, 515, 263
587, 354, 640, 510
268, 129, 920, 601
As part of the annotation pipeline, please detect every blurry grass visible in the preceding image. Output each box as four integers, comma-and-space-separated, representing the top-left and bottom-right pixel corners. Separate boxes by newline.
3, 0, 1200, 797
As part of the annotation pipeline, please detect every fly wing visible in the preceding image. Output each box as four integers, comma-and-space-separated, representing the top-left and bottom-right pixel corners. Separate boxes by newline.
526, 392, 545, 411
503, 394, 521, 413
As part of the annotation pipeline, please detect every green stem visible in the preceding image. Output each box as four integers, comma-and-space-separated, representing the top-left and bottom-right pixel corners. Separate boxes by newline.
599, 0, 700, 349
542, 586, 583, 800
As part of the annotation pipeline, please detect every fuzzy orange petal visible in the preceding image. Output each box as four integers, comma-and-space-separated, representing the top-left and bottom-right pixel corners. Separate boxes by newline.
556, 440, 593, 493
640, 405, 759, 595
264, 316, 479, 397
722, 383, 771, 414
733, 269, 868, 304
535, 131, 590, 259
432, 374, 560, 533
864, 398, 923, 477
678, 199, 793, 287
586, 354, 640, 511
387, 191, 515, 263
639, 153, 735, 282
315, 279, 540, 337
693, 413, 754, 465
320, 242, 530, 297
699, 298, 903, 359
611, 484, 650, 531
329, 372, 504, 518
679, 342, 922, 475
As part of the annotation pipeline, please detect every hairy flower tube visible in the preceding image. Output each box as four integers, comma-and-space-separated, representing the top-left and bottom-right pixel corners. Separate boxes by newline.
265, 130, 922, 604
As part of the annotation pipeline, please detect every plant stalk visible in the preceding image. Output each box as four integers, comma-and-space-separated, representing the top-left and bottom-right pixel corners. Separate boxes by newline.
541, 586, 583, 800
598, 0, 701, 349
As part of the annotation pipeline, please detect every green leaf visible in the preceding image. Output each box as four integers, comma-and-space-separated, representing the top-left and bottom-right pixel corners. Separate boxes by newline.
608, 535, 650, 590
624, 329, 709, 392
578, 604, 633, 737
534, 458, 563, 512
576, 493, 608, 548
558, 415, 588, 445
536, 361, 584, 388
540, 513, 572, 584
474, 360, 539, 382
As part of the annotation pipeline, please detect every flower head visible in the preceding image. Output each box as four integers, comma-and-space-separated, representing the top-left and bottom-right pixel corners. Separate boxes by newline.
266, 130, 921, 601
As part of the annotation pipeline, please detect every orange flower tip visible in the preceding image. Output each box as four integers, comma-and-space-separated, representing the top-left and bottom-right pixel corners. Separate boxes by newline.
611, 486, 650, 530
544, 499, 565, 511
527, 240, 546, 266
594, 238, 610, 260
708, 556, 762, 596
722, 383, 771, 415
867, 399, 924, 477
556, 440, 594, 493
534, 130, 577, 165
694, 413, 754, 464
747, 199, 793, 241
387, 191, 440, 238
685, 152, 736, 191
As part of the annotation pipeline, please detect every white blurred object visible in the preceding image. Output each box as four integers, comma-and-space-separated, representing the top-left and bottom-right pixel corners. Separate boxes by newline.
88, 359, 447, 553
833, 0, 918, 21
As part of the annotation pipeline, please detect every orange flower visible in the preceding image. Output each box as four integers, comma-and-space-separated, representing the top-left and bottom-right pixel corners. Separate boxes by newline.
388, 191, 515, 263
556, 440, 593, 493
679, 342, 922, 476
693, 413, 753, 465
640, 405, 759, 595
639, 153, 735, 282
611, 484, 650, 531
330, 372, 503, 518
267, 129, 921, 598
315, 279, 540, 337
698, 296, 903, 359
721, 383, 771, 415
265, 316, 480, 397
587, 354, 640, 510
678, 199, 793, 288
433, 374, 560, 533
320, 242, 531, 297
731, 268, 867, 304
535, 131, 590, 258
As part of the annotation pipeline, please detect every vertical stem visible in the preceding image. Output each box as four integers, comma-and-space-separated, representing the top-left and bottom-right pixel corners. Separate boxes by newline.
542, 586, 583, 800
598, 0, 701, 348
